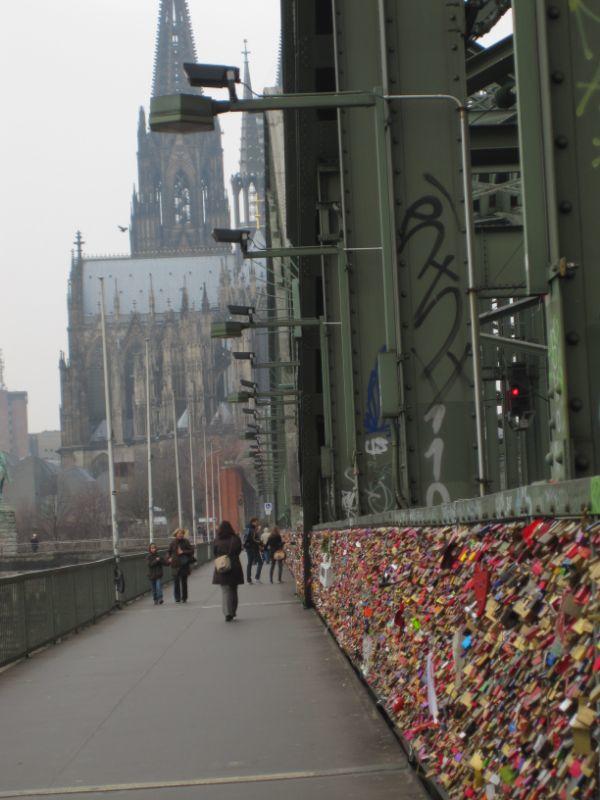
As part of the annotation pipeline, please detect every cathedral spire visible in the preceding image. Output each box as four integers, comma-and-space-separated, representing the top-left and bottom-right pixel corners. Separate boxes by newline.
238, 41, 265, 232
242, 39, 253, 100
152, 0, 198, 98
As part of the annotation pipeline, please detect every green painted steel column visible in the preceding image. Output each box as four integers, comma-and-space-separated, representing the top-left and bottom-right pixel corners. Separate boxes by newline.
514, 0, 600, 479
383, 1, 477, 504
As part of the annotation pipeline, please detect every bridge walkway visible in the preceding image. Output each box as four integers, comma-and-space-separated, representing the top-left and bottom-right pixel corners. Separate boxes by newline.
0, 562, 427, 800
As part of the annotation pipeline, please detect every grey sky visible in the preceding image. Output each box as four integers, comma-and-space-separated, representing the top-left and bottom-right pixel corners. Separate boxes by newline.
0, 0, 280, 432
0, 3, 510, 434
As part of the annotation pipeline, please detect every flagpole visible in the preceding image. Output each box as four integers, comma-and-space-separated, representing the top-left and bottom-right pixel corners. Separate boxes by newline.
202, 419, 210, 541
145, 338, 154, 544
188, 386, 197, 545
99, 278, 120, 593
172, 390, 183, 529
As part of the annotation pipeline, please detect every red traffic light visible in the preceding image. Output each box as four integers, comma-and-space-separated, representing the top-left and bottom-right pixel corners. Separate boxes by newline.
510, 386, 521, 397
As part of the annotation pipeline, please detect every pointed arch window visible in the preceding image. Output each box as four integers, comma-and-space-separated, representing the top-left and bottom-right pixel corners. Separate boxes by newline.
200, 181, 209, 224
173, 172, 192, 224
248, 180, 258, 228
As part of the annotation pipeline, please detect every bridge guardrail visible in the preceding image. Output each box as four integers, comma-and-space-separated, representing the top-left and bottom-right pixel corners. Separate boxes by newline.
0, 542, 212, 669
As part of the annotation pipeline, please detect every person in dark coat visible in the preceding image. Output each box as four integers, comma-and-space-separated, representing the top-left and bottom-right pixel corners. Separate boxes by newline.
212, 520, 244, 621
168, 529, 194, 603
242, 517, 262, 583
267, 527, 285, 583
147, 543, 165, 605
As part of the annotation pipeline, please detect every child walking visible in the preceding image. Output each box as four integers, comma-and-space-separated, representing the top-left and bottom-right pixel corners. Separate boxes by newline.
148, 543, 165, 605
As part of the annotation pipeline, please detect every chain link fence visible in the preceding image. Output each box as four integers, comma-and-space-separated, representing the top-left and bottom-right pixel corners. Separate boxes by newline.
0, 542, 212, 669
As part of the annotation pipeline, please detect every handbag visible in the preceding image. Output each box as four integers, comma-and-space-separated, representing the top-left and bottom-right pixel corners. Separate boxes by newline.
273, 549, 286, 561
215, 554, 232, 573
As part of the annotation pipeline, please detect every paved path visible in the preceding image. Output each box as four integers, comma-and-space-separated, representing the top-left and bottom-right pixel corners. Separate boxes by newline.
0, 564, 427, 800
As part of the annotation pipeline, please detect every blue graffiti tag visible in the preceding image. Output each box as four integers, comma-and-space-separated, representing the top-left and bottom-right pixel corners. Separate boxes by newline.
364, 346, 391, 436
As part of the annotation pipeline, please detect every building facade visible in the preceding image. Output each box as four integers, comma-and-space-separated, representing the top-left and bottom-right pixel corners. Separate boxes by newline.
59, 0, 262, 508
0, 389, 28, 461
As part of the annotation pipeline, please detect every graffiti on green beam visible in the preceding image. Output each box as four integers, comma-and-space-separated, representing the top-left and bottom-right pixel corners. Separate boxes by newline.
593, 137, 600, 168
571, 0, 600, 169
398, 176, 469, 410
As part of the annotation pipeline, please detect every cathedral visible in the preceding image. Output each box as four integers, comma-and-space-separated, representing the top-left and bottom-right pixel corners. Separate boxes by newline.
59, 0, 267, 499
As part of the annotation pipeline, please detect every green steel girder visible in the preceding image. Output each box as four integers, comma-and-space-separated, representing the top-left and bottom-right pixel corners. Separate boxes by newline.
466, 34, 514, 95
382, 0, 477, 505
313, 474, 600, 530
513, 0, 600, 480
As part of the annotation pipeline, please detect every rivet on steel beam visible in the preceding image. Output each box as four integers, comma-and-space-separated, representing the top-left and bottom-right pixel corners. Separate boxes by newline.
400, 291, 407, 298
555, 134, 568, 148
570, 398, 583, 412
559, 200, 572, 213
566, 331, 579, 345
551, 70, 565, 84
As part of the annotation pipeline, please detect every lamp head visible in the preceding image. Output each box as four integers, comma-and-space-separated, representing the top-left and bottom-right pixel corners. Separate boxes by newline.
149, 94, 216, 133
211, 321, 246, 339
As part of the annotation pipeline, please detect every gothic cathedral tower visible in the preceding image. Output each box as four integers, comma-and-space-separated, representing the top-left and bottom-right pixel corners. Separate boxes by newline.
130, 0, 230, 255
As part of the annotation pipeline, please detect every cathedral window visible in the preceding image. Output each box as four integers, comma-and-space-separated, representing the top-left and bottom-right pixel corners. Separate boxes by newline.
173, 173, 192, 224
201, 183, 209, 224
248, 181, 258, 227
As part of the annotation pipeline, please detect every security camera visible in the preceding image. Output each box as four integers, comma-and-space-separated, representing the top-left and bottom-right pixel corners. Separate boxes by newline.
227, 304, 255, 317
232, 351, 255, 361
242, 407, 257, 415
183, 63, 240, 89
240, 379, 257, 389
212, 229, 251, 251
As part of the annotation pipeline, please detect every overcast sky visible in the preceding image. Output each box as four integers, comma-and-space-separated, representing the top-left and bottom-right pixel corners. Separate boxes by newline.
0, 0, 280, 432
0, 3, 510, 434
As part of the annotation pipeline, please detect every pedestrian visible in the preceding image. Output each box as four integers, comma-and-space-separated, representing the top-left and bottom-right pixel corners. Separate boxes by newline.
212, 520, 244, 622
30, 533, 40, 553
260, 525, 271, 564
267, 526, 285, 583
168, 528, 194, 603
147, 543, 165, 605
242, 517, 263, 584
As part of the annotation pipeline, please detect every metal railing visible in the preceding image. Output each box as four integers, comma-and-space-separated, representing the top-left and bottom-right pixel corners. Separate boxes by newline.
0, 542, 211, 669
0, 537, 181, 558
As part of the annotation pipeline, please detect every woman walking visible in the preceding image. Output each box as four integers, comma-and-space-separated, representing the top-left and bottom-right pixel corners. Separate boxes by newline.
212, 521, 244, 622
168, 528, 194, 603
267, 526, 285, 583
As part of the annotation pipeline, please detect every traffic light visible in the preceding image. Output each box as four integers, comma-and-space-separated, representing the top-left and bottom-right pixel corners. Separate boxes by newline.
504, 362, 533, 428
